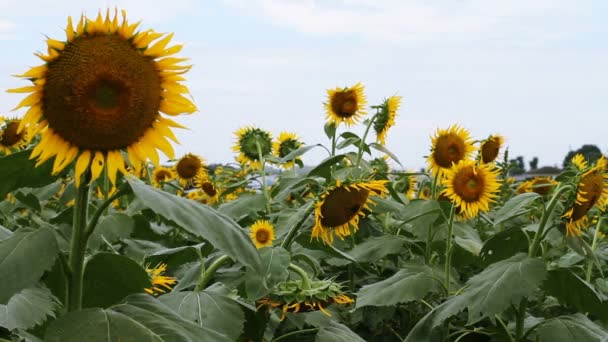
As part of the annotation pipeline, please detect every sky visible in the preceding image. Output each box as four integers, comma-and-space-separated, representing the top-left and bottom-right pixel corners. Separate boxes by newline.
1, 0, 607, 170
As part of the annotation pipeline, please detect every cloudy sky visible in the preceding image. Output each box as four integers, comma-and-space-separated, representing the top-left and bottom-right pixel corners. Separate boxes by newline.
1, 0, 606, 170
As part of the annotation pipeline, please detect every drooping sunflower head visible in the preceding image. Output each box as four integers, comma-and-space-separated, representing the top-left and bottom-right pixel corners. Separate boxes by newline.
393, 171, 417, 200
174, 153, 206, 185
517, 177, 557, 196
370, 157, 391, 180
427, 125, 475, 177
0, 117, 30, 155
441, 159, 501, 219
312, 180, 388, 245
152, 166, 175, 187
194, 172, 220, 204
273, 132, 303, 169
563, 155, 608, 236
250, 219, 276, 249
373, 95, 402, 145
233, 126, 273, 170
144, 263, 177, 296
9, 10, 196, 187
479, 135, 504, 164
325, 82, 367, 126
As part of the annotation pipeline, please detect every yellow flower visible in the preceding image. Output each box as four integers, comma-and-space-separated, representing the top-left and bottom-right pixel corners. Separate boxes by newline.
374, 95, 402, 145
479, 135, 504, 164
250, 220, 275, 249
233, 126, 273, 170
312, 180, 388, 244
0, 117, 30, 155
273, 132, 303, 169
325, 82, 367, 126
517, 177, 557, 196
144, 263, 176, 296
174, 153, 206, 185
427, 125, 475, 177
194, 172, 220, 204
152, 166, 175, 187
9, 10, 196, 187
441, 160, 501, 219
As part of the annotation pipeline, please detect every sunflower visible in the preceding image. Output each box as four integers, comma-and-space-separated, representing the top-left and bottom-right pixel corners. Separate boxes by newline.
174, 153, 206, 185
394, 171, 417, 199
194, 172, 220, 204
0, 117, 30, 155
9, 10, 196, 187
250, 219, 275, 249
374, 95, 402, 145
325, 82, 367, 126
479, 135, 504, 164
370, 157, 390, 180
273, 132, 303, 169
312, 179, 388, 244
563, 155, 608, 236
427, 125, 475, 177
441, 159, 501, 219
144, 263, 176, 296
516, 177, 557, 196
233, 126, 273, 170
151, 166, 175, 187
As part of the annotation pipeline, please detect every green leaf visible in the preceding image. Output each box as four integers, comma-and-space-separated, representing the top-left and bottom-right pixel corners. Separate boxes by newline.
0, 227, 59, 304
0, 225, 11, 240
245, 247, 290, 298
404, 295, 469, 342
323, 122, 336, 140
396, 199, 441, 222
13, 192, 41, 212
218, 193, 266, 221
295, 234, 358, 264
0, 285, 60, 330
45, 294, 232, 342
452, 222, 483, 256
494, 193, 541, 226
480, 227, 529, 265
145, 243, 209, 272
356, 264, 443, 308
316, 321, 366, 342
543, 268, 608, 320
0, 149, 68, 199
126, 177, 263, 274
279, 145, 322, 164
82, 253, 151, 308
530, 314, 608, 342
336, 137, 359, 150
368, 142, 403, 167
307, 154, 346, 179
88, 213, 135, 250
330, 235, 406, 266
159, 289, 245, 341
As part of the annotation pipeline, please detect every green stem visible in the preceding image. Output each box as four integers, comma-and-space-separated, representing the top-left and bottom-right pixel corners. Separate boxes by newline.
495, 315, 515, 342
288, 263, 311, 290
271, 328, 320, 342
444, 204, 456, 292
67, 180, 90, 312
354, 113, 377, 168
195, 255, 232, 291
84, 184, 129, 239
280, 202, 314, 250
256, 141, 271, 214
528, 185, 571, 257
585, 217, 603, 282
430, 172, 440, 200
515, 298, 527, 341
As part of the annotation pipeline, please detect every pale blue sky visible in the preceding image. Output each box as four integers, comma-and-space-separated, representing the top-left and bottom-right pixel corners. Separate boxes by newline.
1, 0, 607, 170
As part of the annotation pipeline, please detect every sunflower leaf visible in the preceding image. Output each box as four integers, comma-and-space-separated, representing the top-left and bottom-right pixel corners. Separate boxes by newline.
480, 227, 529, 265
316, 321, 366, 342
493, 192, 542, 226
0, 285, 60, 330
529, 314, 608, 342
368, 142, 402, 167
307, 154, 347, 179
279, 144, 322, 164
0, 149, 68, 199
244, 246, 290, 298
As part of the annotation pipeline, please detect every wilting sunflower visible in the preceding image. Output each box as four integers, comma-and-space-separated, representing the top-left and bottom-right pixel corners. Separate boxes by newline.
563, 155, 608, 236
273, 132, 303, 169
325, 82, 367, 126
312, 179, 388, 244
517, 176, 557, 196
441, 159, 501, 219
144, 263, 176, 296
427, 125, 475, 177
233, 126, 273, 170
152, 166, 175, 187
250, 219, 275, 249
9, 10, 196, 187
174, 153, 206, 185
374, 95, 402, 145
479, 135, 504, 164
194, 172, 220, 204
0, 117, 30, 155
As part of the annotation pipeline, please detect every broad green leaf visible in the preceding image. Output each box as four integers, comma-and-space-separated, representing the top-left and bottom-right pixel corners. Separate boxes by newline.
323, 122, 336, 139
45, 294, 231, 342
0, 227, 59, 304
368, 142, 402, 167
88, 213, 135, 250
145, 243, 209, 272
83, 253, 151, 308
13, 192, 41, 212
159, 289, 245, 341
330, 235, 406, 266
543, 268, 608, 320
404, 295, 469, 342
494, 193, 541, 226
0, 225, 11, 240
336, 137, 359, 149
480, 227, 529, 265
0, 149, 67, 199
279, 145, 323, 164
126, 177, 263, 274
307, 154, 346, 179
356, 264, 442, 308
316, 321, 366, 342
396, 199, 441, 222
245, 247, 290, 298
531, 314, 608, 342
452, 222, 483, 256
218, 193, 266, 221
295, 234, 358, 264
0, 285, 60, 330
369, 196, 407, 215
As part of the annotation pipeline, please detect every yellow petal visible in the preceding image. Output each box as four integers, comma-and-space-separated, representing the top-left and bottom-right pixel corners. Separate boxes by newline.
6, 85, 38, 93
106, 150, 120, 185
12, 92, 41, 110
90, 151, 105, 183
144, 33, 174, 57
75, 151, 92, 188
13, 65, 47, 79
65, 16, 75, 42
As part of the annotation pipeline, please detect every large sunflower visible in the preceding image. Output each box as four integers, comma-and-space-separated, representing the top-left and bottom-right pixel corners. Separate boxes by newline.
174, 153, 206, 185
563, 155, 608, 236
325, 82, 367, 126
233, 126, 273, 170
374, 95, 402, 146
479, 135, 504, 164
312, 180, 388, 244
273, 132, 303, 169
441, 159, 501, 219
427, 125, 475, 177
250, 219, 275, 249
0, 117, 30, 155
9, 10, 196, 187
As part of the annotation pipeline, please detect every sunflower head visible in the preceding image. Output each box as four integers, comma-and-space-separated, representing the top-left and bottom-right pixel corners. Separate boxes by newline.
394, 172, 417, 200
174, 153, 206, 185
152, 166, 175, 187
144, 263, 176, 296
479, 135, 504, 164
517, 177, 557, 196
9, 10, 196, 187
373, 95, 402, 145
194, 172, 220, 204
427, 125, 475, 177
0, 117, 30, 155
233, 127, 273, 170
370, 157, 390, 180
250, 219, 276, 249
325, 82, 367, 126
312, 180, 388, 244
441, 160, 501, 219
273, 132, 304, 169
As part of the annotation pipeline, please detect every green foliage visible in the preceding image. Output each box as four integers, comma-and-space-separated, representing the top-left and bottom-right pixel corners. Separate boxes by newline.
244, 246, 291, 298
0, 285, 60, 330
0, 150, 68, 199
531, 314, 608, 342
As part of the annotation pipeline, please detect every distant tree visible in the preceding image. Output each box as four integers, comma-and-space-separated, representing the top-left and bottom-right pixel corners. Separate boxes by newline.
529, 157, 538, 170
508, 156, 526, 176
562, 144, 603, 168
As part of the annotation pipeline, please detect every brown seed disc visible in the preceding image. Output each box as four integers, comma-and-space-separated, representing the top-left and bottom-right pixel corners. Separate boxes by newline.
330, 90, 358, 118
320, 186, 369, 227
1, 121, 23, 147
433, 133, 466, 168
453, 166, 486, 202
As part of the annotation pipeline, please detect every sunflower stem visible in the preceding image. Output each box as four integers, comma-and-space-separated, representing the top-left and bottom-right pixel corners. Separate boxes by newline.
444, 203, 456, 292
430, 172, 440, 200
195, 255, 232, 291
67, 179, 90, 312
529, 184, 571, 257
354, 113, 377, 168
288, 263, 311, 290
84, 184, 130, 239
585, 217, 603, 282
281, 202, 315, 250
256, 141, 271, 214
515, 298, 527, 341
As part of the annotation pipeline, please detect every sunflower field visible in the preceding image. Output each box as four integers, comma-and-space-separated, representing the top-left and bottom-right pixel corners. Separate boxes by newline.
2, 9, 608, 342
